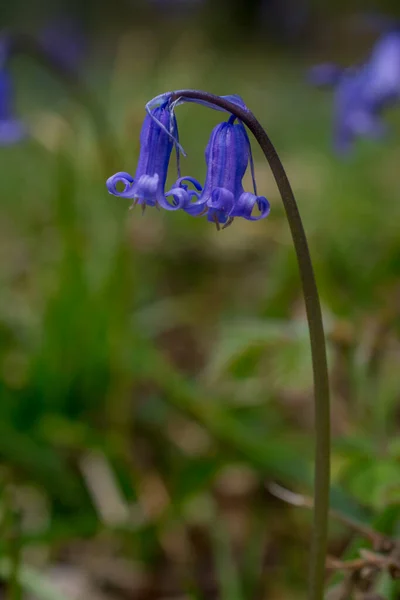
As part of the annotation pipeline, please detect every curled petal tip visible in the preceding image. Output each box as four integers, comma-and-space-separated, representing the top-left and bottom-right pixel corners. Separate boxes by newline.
162, 176, 203, 211
162, 188, 191, 211
175, 176, 203, 192
106, 171, 135, 197
231, 193, 270, 221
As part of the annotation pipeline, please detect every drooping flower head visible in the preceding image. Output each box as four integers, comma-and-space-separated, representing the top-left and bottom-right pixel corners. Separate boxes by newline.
107, 101, 190, 211
181, 115, 270, 229
106, 91, 270, 229
0, 35, 26, 145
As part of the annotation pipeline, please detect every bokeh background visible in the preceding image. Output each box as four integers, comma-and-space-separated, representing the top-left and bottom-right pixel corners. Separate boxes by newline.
0, 1, 400, 599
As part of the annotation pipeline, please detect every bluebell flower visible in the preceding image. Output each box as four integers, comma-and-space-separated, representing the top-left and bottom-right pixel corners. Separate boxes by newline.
107, 92, 269, 229
310, 30, 400, 153
181, 116, 270, 229
364, 30, 400, 103
333, 29, 400, 153
0, 37, 26, 145
332, 67, 389, 153
107, 102, 189, 211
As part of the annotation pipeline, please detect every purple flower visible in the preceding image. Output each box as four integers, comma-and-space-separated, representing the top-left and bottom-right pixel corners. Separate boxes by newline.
310, 30, 400, 153
39, 17, 86, 71
307, 63, 342, 87
364, 30, 400, 103
180, 116, 270, 229
333, 30, 400, 153
106, 92, 270, 229
106, 102, 189, 211
333, 67, 388, 154
0, 37, 26, 145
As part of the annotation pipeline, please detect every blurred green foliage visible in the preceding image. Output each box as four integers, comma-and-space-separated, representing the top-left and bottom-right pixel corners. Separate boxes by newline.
0, 26, 399, 599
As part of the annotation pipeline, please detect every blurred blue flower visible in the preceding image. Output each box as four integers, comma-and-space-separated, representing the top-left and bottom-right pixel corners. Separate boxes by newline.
333, 68, 388, 153
107, 102, 189, 211
307, 63, 342, 87
181, 116, 270, 229
39, 17, 86, 71
0, 37, 26, 145
310, 30, 400, 153
364, 30, 400, 103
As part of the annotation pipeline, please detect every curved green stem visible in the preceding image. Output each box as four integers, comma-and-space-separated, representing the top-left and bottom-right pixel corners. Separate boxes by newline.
171, 89, 331, 600
9, 34, 118, 173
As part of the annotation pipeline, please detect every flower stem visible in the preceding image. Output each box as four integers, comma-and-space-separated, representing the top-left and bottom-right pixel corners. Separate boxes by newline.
171, 89, 331, 600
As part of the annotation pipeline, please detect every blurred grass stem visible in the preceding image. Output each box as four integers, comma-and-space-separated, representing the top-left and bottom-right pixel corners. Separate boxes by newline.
171, 90, 331, 600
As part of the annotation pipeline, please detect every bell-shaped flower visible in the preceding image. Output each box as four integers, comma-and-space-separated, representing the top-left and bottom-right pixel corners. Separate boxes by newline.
107, 102, 189, 211
181, 116, 270, 229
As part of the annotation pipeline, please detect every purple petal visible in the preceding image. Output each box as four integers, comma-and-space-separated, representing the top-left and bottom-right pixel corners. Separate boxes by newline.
174, 176, 203, 191
106, 172, 135, 197
208, 188, 234, 214
162, 187, 192, 210
132, 174, 160, 205
230, 193, 270, 221
172, 176, 205, 215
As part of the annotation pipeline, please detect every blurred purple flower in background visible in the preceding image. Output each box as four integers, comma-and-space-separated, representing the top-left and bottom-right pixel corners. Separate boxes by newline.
364, 30, 400, 102
0, 36, 26, 145
39, 16, 86, 71
0, 18, 86, 147
309, 29, 400, 153
333, 68, 389, 154
307, 63, 343, 87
